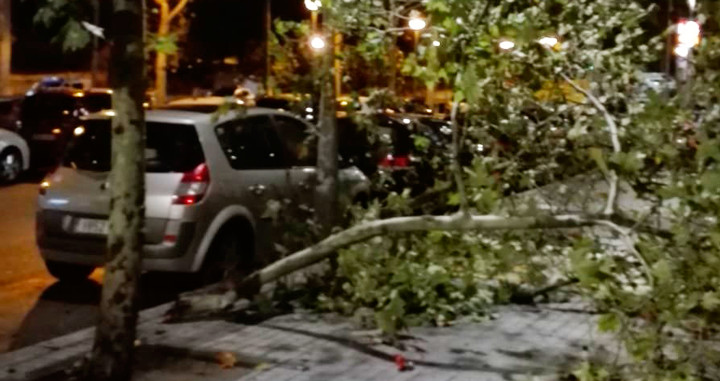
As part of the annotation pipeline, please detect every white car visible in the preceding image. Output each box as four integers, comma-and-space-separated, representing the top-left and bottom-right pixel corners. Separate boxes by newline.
0, 129, 29, 183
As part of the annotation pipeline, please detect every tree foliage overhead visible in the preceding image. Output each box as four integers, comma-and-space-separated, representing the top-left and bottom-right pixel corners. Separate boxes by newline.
250, 0, 720, 379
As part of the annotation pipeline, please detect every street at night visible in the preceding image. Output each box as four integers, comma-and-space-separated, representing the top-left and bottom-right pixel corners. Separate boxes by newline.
1, 0, 719, 380
0, 180, 193, 353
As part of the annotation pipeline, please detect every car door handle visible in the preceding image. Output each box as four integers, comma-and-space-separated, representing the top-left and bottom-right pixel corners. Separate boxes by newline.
248, 184, 266, 196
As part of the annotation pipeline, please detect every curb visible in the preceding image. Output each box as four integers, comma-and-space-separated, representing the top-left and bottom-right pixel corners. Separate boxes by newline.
0, 303, 170, 381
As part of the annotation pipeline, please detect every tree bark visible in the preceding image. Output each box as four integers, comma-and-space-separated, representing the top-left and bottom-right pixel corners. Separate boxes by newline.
91, 0, 100, 87
263, 0, 272, 95
85, 0, 146, 379
154, 4, 170, 106
169, 213, 605, 318
0, 0, 11, 96
314, 18, 339, 236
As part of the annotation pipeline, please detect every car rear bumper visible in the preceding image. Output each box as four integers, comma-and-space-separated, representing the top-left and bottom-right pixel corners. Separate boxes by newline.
39, 247, 198, 272
37, 215, 199, 272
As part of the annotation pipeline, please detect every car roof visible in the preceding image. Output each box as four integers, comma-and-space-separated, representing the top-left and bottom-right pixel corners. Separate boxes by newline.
80, 107, 303, 126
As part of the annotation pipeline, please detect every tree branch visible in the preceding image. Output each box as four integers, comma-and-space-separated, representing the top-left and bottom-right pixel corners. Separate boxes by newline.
594, 220, 654, 288
559, 73, 620, 216
167, 213, 612, 319
168, 0, 189, 21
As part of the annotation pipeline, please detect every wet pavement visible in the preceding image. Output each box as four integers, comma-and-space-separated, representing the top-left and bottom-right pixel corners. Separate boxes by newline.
0, 179, 193, 353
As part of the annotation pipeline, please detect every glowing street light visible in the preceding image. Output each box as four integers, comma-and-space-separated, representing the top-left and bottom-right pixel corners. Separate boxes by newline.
677, 19, 701, 48
304, 0, 321, 11
498, 40, 515, 50
408, 11, 426, 31
674, 45, 691, 58
538, 36, 558, 47
310, 35, 326, 50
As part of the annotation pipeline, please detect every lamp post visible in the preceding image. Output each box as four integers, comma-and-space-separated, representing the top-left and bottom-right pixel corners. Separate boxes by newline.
408, 10, 426, 47
408, 10, 426, 100
675, 17, 700, 108
304, 0, 321, 31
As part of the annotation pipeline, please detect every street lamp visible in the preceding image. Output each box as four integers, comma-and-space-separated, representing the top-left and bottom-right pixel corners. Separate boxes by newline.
304, 0, 321, 31
407, 10, 426, 99
408, 14, 426, 31
304, 0, 321, 11
538, 36, 558, 48
498, 40, 515, 50
676, 19, 700, 51
310, 35, 326, 51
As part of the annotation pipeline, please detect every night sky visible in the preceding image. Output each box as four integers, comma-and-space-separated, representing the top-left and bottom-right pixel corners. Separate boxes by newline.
11, 0, 305, 73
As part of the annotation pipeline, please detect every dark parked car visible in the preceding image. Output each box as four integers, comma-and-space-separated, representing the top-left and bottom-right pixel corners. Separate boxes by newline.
16, 87, 153, 172
16, 87, 113, 171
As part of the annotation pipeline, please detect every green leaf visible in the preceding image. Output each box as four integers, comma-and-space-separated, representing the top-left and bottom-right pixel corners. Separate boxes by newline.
154, 34, 179, 54
588, 147, 609, 176
597, 313, 620, 332
651, 259, 672, 285
702, 292, 720, 311
55, 20, 91, 52
700, 170, 720, 190
610, 152, 644, 174
413, 135, 431, 152
697, 139, 720, 164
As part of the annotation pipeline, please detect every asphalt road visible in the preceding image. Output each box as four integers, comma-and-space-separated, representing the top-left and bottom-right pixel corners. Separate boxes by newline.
0, 179, 191, 353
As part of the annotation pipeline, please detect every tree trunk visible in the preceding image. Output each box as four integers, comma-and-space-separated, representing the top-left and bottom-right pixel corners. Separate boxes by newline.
154, 12, 169, 106
154, 50, 167, 105
91, 0, 100, 87
314, 23, 339, 236
85, 0, 146, 379
263, 0, 272, 95
0, 0, 11, 96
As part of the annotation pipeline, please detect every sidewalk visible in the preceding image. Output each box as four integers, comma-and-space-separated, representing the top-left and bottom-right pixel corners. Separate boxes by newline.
0, 301, 616, 381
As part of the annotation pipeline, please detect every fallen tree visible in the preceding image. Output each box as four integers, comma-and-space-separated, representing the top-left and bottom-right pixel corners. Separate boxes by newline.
166, 211, 649, 319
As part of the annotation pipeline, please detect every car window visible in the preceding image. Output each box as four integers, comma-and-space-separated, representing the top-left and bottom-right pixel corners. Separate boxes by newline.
79, 93, 112, 113
215, 115, 284, 169
21, 93, 77, 123
63, 120, 204, 173
273, 115, 316, 167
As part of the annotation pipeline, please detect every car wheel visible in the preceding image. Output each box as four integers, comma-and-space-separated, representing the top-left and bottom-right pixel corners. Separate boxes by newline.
45, 261, 95, 282
0, 149, 22, 184
198, 225, 254, 286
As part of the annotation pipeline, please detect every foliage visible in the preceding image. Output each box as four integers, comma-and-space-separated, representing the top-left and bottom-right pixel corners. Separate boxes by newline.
267, 19, 315, 94
279, 0, 720, 379
33, 0, 94, 51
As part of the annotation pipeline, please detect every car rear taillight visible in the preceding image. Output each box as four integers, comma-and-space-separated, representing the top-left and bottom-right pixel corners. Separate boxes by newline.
172, 163, 210, 205
39, 167, 60, 196
379, 154, 410, 168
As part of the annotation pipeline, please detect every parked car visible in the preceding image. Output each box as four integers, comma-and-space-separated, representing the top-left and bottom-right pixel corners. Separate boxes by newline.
0, 128, 30, 184
337, 113, 459, 196
17, 86, 151, 172
37, 108, 369, 281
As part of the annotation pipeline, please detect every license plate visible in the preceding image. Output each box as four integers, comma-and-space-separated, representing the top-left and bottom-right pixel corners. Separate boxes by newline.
74, 218, 109, 235
32, 133, 57, 141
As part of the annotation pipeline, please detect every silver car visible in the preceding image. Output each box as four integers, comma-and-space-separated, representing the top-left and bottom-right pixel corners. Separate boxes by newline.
0, 128, 30, 184
37, 108, 369, 281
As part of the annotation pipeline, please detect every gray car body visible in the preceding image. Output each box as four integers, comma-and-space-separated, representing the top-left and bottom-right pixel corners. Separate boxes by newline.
37, 108, 369, 273
0, 128, 30, 171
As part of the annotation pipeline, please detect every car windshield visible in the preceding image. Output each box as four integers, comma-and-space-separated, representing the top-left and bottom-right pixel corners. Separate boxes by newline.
79, 93, 112, 113
21, 93, 77, 121
63, 120, 205, 173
